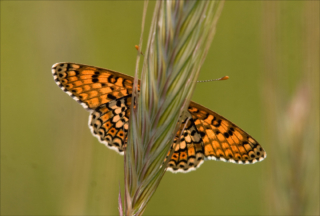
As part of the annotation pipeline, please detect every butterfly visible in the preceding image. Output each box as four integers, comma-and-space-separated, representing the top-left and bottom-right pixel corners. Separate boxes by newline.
52, 62, 266, 173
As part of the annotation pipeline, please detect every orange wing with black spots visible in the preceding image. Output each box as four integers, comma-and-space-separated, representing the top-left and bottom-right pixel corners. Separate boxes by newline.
166, 113, 206, 173
165, 104, 266, 173
89, 95, 132, 154
52, 62, 266, 173
188, 102, 266, 165
52, 63, 135, 110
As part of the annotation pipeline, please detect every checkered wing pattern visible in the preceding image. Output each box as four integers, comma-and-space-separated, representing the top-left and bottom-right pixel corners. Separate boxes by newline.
52, 63, 135, 110
52, 62, 266, 173
166, 114, 205, 173
165, 103, 266, 173
188, 102, 266, 164
89, 95, 132, 154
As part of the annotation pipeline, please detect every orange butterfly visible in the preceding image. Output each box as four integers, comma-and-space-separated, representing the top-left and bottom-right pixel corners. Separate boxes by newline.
52, 63, 266, 173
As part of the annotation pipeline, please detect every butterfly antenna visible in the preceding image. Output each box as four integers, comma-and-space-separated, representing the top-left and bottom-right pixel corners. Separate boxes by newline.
197, 75, 229, 83
135, 45, 144, 56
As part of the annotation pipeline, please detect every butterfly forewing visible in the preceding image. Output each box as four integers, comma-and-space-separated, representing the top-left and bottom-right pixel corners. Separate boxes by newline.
52, 62, 266, 173
188, 102, 266, 164
52, 63, 134, 110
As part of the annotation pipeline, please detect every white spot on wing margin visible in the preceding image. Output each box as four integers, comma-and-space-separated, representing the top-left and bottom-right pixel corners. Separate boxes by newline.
166, 159, 205, 174
88, 112, 124, 155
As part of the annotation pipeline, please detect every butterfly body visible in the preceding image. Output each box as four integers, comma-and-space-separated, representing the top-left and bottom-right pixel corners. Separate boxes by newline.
52, 62, 266, 173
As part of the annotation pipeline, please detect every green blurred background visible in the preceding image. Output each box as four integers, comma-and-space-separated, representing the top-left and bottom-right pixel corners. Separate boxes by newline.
1, 1, 319, 215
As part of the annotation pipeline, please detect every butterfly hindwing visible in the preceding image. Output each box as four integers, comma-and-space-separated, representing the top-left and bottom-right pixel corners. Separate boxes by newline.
166, 114, 205, 173
89, 95, 132, 154
52, 62, 266, 173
